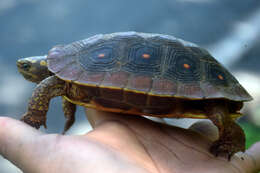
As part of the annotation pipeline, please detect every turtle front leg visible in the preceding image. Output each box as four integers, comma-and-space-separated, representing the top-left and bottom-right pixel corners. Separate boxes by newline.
206, 101, 245, 160
21, 76, 66, 129
62, 97, 76, 134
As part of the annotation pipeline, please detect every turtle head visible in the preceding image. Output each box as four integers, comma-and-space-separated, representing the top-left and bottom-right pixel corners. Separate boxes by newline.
17, 55, 53, 83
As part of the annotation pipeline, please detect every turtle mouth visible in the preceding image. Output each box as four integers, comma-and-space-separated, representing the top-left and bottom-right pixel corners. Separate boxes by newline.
16, 59, 31, 72
16, 61, 39, 83
17, 68, 39, 83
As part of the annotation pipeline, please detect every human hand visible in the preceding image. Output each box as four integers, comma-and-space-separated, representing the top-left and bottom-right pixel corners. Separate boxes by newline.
0, 109, 259, 173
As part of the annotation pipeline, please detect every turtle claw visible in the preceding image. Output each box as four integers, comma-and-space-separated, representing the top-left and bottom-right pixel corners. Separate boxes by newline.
62, 119, 74, 135
210, 140, 241, 161
20, 111, 47, 129
228, 153, 232, 161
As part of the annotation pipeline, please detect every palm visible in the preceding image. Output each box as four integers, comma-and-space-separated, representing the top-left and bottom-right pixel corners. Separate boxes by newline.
0, 110, 259, 173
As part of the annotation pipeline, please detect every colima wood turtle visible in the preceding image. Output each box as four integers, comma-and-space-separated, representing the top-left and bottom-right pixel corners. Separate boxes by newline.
17, 32, 252, 160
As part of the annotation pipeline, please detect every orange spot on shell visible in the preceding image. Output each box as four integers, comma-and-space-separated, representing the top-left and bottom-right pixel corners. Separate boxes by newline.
142, 54, 150, 59
183, 63, 190, 69
218, 74, 224, 80
98, 53, 105, 58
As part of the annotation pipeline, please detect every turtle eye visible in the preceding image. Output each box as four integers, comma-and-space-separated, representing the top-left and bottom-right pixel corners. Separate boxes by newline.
22, 63, 31, 71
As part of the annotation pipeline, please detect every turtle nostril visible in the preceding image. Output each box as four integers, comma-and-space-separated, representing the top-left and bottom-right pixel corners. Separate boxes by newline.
17, 59, 32, 71
16, 59, 23, 66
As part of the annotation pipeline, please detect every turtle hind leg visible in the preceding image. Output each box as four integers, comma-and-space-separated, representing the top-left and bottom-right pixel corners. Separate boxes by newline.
21, 76, 66, 129
206, 101, 245, 161
62, 97, 76, 134
210, 122, 245, 161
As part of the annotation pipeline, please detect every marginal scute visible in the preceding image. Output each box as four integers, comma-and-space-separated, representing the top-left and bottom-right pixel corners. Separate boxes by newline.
101, 71, 130, 88
125, 91, 147, 107
77, 71, 105, 85
227, 84, 253, 101
126, 75, 152, 92
151, 78, 178, 96
177, 82, 204, 99
200, 82, 224, 99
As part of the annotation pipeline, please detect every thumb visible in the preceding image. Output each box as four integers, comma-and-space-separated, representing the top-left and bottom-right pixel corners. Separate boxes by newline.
246, 142, 260, 172
0, 117, 43, 170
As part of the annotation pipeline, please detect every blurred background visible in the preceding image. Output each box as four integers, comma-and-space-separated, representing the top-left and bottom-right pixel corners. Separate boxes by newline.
0, 0, 260, 172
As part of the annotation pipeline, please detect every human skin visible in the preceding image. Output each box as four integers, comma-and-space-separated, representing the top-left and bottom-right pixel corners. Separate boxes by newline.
0, 109, 259, 173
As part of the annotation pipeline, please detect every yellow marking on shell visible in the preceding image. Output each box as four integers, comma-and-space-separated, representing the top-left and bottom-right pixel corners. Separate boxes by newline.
34, 97, 39, 101
73, 80, 97, 87
69, 80, 203, 99
59, 76, 245, 101
180, 112, 241, 119
99, 85, 123, 89
123, 88, 147, 94
147, 92, 206, 100
101, 85, 203, 100
63, 96, 242, 120
63, 78, 207, 100
60, 76, 198, 98
40, 60, 47, 66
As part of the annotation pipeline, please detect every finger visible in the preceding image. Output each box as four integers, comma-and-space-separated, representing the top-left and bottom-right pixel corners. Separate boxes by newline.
0, 117, 43, 169
246, 142, 260, 171
188, 120, 218, 141
231, 142, 260, 173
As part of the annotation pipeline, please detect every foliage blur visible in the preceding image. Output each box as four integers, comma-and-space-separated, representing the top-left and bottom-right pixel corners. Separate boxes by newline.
240, 122, 260, 149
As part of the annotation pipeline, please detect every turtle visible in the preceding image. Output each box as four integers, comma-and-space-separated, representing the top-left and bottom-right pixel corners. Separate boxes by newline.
17, 31, 253, 160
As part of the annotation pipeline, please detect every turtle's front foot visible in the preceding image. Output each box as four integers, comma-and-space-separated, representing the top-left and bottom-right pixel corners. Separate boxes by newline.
21, 110, 47, 129
210, 122, 245, 161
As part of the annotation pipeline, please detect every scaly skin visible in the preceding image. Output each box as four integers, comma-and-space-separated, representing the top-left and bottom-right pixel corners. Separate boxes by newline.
17, 56, 77, 133
62, 97, 76, 134
206, 102, 245, 160
16, 55, 51, 83
21, 76, 66, 129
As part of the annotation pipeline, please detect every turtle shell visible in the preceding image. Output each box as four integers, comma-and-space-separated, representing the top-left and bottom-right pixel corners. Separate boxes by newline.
47, 32, 252, 102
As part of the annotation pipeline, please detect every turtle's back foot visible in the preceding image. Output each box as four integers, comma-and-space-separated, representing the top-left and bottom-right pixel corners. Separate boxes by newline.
210, 122, 245, 161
